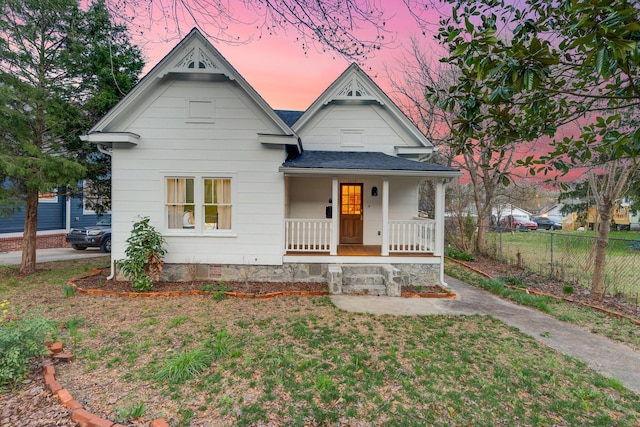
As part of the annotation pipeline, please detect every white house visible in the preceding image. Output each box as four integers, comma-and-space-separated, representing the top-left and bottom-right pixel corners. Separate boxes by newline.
493, 204, 534, 221
81, 29, 461, 295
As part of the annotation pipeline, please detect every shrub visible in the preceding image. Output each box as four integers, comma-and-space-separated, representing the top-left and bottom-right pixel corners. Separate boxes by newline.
0, 315, 55, 390
562, 285, 575, 294
118, 217, 167, 292
445, 246, 475, 261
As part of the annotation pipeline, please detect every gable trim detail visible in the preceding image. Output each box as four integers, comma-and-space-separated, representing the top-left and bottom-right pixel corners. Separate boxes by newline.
84, 28, 293, 138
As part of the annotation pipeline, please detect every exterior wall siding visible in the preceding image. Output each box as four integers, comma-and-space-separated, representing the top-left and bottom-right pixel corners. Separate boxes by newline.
110, 79, 286, 266
0, 198, 65, 234
0, 190, 108, 252
299, 104, 422, 153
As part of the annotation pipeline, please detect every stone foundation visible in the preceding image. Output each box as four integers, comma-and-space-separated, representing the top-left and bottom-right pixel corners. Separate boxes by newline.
393, 263, 441, 286
115, 261, 443, 296
147, 263, 329, 283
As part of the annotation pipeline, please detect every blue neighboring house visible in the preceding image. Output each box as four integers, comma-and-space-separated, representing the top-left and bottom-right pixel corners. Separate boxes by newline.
0, 181, 110, 251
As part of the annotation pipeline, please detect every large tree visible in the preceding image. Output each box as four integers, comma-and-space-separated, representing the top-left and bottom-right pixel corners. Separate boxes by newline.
0, 0, 143, 274
388, 38, 521, 253
428, 0, 640, 300
71, 0, 144, 214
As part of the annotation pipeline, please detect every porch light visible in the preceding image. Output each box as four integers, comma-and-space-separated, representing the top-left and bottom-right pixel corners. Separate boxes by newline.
371, 186, 378, 197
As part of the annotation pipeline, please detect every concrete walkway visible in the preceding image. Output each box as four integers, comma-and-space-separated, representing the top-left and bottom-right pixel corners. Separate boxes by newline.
331, 275, 640, 395
0, 248, 108, 266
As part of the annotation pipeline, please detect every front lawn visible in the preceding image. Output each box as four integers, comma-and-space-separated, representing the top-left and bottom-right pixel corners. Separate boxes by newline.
1, 257, 639, 426
485, 229, 640, 298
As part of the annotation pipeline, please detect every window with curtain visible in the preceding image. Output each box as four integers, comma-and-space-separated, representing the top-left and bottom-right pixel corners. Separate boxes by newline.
203, 178, 232, 230
166, 177, 195, 229
166, 176, 232, 232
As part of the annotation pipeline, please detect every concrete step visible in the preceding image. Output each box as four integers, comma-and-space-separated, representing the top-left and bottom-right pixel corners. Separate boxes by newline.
341, 265, 383, 275
341, 284, 388, 296
343, 273, 385, 287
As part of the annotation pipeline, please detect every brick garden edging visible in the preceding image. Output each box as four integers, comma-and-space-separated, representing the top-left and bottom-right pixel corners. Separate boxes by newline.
67, 268, 331, 299
43, 341, 170, 427
68, 269, 455, 299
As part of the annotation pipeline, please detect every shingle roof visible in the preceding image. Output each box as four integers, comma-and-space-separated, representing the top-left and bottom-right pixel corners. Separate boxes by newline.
281, 151, 459, 173
275, 110, 305, 127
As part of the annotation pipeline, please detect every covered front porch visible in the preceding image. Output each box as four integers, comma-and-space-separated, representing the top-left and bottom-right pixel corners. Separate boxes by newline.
282, 174, 447, 263
279, 150, 461, 286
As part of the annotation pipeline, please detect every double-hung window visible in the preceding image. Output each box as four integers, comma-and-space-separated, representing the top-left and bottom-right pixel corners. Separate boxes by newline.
166, 176, 232, 233
203, 178, 232, 230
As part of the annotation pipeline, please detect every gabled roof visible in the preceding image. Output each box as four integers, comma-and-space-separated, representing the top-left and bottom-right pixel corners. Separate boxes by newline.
280, 151, 460, 178
83, 28, 294, 145
275, 110, 304, 127
291, 63, 434, 155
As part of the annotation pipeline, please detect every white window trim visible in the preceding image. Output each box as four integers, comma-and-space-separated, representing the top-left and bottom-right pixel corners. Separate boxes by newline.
82, 180, 112, 215
38, 189, 58, 203
163, 173, 237, 236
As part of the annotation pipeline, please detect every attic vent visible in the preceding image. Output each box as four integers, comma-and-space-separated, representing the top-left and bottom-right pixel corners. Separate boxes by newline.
337, 77, 373, 98
175, 47, 220, 71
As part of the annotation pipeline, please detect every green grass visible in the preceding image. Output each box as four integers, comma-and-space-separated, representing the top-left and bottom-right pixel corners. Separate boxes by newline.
155, 348, 213, 384
114, 401, 146, 424
2, 257, 639, 426
486, 230, 640, 298
445, 260, 640, 351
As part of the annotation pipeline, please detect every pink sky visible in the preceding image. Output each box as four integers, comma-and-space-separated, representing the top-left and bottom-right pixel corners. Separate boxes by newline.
126, 2, 580, 187
134, 3, 443, 111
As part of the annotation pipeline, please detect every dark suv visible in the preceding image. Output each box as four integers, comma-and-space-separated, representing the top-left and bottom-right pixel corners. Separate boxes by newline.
533, 216, 563, 230
66, 218, 111, 253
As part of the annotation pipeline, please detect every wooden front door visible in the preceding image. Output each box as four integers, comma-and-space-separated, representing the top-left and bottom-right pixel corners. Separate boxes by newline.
340, 184, 363, 244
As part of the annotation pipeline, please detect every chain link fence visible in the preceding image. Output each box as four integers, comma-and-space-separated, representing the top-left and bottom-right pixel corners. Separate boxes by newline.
479, 227, 640, 307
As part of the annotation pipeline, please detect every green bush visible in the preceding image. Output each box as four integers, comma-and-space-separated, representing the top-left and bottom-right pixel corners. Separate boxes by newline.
118, 217, 167, 292
445, 246, 475, 261
0, 316, 55, 390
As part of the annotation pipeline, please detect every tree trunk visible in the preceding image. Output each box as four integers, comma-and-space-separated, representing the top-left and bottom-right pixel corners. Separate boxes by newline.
20, 189, 39, 275
591, 209, 611, 301
476, 214, 489, 253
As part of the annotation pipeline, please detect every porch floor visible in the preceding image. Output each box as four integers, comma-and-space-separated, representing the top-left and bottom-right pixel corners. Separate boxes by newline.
285, 244, 432, 257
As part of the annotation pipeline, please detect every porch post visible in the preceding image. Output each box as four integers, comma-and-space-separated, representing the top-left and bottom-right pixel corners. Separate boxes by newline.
435, 179, 447, 285
381, 178, 389, 256
331, 177, 338, 255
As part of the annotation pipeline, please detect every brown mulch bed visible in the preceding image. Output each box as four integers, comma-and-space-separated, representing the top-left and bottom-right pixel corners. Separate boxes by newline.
72, 270, 329, 295
461, 256, 640, 322
71, 270, 449, 297
0, 360, 76, 427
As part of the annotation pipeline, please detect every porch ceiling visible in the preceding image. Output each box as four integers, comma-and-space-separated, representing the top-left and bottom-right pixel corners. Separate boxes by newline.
279, 150, 461, 178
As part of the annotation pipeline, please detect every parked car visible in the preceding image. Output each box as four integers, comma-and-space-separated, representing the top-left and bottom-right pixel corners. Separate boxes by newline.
499, 214, 538, 231
66, 218, 111, 253
533, 216, 562, 230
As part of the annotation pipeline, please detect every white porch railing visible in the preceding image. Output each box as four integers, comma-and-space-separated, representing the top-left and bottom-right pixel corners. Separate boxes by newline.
388, 219, 435, 253
285, 219, 332, 252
